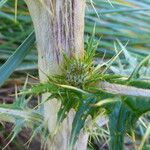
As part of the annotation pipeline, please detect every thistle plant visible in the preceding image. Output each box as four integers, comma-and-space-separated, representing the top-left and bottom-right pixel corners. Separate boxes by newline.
13, 37, 149, 150
0, 0, 150, 150
0, 36, 150, 150
0, 28, 150, 150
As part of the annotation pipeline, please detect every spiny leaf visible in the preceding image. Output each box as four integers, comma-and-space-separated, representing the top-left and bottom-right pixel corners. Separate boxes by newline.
57, 97, 74, 126
21, 82, 57, 95
2, 119, 25, 150
69, 96, 96, 150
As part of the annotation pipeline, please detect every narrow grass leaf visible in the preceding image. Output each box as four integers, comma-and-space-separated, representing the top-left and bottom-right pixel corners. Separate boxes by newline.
0, 0, 8, 8
139, 124, 150, 150
0, 31, 35, 86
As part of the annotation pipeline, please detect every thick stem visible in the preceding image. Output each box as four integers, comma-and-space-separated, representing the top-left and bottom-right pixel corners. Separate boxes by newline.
25, 0, 87, 150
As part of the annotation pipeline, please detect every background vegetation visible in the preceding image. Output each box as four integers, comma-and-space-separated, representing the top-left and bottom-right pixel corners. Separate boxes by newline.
0, 0, 150, 149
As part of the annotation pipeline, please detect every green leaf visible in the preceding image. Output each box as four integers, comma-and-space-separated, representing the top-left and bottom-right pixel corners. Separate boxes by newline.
21, 82, 59, 95
0, 0, 8, 8
123, 97, 150, 116
142, 145, 150, 150
128, 80, 150, 89
139, 124, 150, 150
57, 96, 74, 126
85, 0, 150, 55
2, 119, 25, 150
108, 102, 138, 150
129, 55, 150, 80
0, 31, 35, 86
58, 84, 89, 95
69, 96, 96, 150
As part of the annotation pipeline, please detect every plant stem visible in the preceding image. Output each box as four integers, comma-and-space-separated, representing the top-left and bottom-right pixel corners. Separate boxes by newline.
25, 0, 87, 149
100, 81, 150, 97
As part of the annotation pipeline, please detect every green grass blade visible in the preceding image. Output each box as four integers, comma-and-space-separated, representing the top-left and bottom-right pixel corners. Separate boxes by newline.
0, 0, 8, 8
0, 31, 35, 86
139, 124, 150, 150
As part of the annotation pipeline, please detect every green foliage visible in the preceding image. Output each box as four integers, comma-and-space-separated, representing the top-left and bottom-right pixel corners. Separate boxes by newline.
21, 39, 150, 149
86, 0, 150, 57
108, 102, 139, 150
0, 40, 150, 150
0, 31, 35, 86
0, 0, 8, 8
69, 96, 97, 150
1, 0, 150, 72
0, 0, 36, 72
0, 81, 49, 150
0, 0, 150, 150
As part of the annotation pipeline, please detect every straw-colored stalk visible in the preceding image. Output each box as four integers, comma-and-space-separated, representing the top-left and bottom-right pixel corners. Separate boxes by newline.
25, 0, 88, 149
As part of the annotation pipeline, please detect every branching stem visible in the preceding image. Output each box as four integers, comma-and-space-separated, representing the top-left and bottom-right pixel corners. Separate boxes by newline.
100, 81, 150, 97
